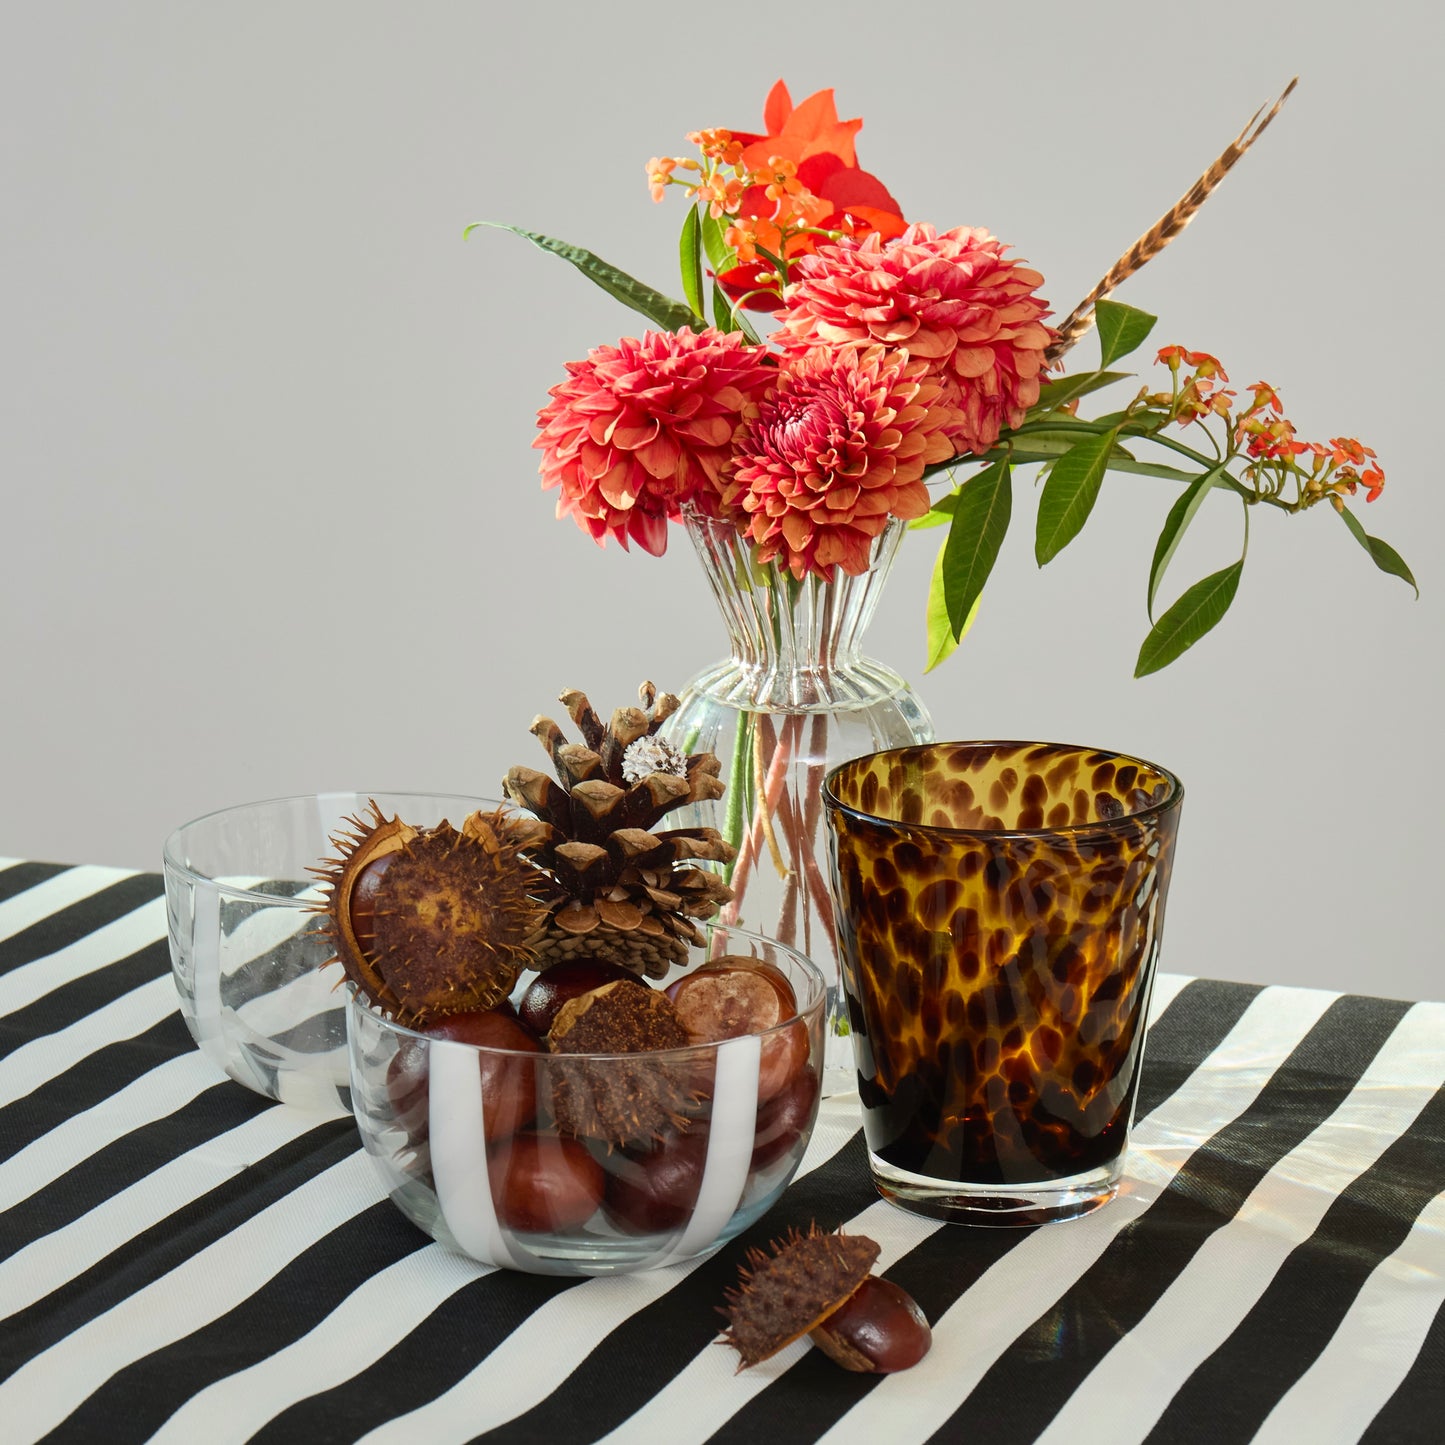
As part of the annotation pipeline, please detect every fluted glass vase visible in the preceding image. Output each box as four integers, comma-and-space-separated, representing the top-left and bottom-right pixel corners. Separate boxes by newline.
657, 506, 934, 1095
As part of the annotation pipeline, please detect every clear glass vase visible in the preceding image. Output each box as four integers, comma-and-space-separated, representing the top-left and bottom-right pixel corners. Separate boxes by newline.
657, 507, 934, 1095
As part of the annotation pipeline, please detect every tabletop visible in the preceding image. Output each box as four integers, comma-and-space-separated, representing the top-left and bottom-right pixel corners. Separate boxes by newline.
0, 855, 1441, 1444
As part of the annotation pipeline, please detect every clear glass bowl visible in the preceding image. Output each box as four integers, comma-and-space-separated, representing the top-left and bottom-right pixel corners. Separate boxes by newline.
163, 792, 498, 1115
348, 923, 827, 1275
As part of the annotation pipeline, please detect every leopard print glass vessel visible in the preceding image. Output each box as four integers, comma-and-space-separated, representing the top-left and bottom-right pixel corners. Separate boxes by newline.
824, 742, 1183, 1225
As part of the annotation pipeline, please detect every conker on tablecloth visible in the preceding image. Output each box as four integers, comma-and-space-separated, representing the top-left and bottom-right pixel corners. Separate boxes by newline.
720, 1224, 931, 1373
809, 1275, 932, 1374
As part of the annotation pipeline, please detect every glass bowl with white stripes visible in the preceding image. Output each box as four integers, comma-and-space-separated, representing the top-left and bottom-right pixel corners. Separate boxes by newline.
347, 923, 827, 1275
163, 792, 497, 1116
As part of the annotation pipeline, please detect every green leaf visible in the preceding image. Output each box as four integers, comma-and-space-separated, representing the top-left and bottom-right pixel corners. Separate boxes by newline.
1095, 300, 1158, 368
1135, 559, 1243, 677
939, 458, 1012, 643
707, 281, 760, 342
925, 535, 983, 671
1032, 370, 1133, 413
911, 506, 954, 531
699, 211, 733, 274
1035, 429, 1118, 564
1335, 505, 1420, 597
1147, 465, 1226, 621
463, 222, 695, 331
678, 207, 705, 322
710, 279, 738, 333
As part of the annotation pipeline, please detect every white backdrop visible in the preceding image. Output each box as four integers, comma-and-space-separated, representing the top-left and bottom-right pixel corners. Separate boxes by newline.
3, 1, 1440, 1001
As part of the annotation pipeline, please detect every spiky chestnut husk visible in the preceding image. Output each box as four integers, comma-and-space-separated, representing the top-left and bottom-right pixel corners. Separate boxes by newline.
504, 682, 737, 979
545, 979, 703, 1148
719, 1224, 880, 1370
314, 801, 550, 1027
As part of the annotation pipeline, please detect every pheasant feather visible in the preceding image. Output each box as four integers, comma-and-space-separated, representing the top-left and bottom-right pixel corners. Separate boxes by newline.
1047, 78, 1298, 365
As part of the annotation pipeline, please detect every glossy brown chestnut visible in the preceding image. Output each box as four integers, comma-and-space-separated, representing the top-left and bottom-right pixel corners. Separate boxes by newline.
385, 1041, 429, 1138
517, 958, 637, 1037
489, 1132, 606, 1234
348, 852, 397, 956
666, 959, 807, 1104
604, 1126, 710, 1234
421, 1008, 542, 1142
751, 1064, 820, 1172
810, 1276, 933, 1373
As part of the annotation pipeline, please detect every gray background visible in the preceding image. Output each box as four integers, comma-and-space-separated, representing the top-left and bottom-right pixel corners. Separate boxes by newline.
3, 1, 1440, 1001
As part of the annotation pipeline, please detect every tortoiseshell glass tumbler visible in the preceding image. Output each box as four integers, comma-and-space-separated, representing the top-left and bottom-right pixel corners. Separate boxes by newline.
824, 742, 1183, 1225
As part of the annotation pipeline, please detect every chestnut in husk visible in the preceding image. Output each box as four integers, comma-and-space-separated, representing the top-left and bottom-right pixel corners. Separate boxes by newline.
720, 1224, 931, 1374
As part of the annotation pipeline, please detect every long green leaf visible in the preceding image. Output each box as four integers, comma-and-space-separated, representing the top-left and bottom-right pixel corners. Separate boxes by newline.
1147, 464, 1226, 621
1035, 429, 1118, 565
925, 536, 982, 671
939, 458, 1012, 641
699, 211, 733, 274
710, 279, 739, 334
678, 207, 705, 322
1135, 559, 1243, 676
707, 281, 760, 342
1095, 300, 1158, 368
463, 222, 695, 331
931, 447, 1201, 486
1335, 505, 1420, 597
1032, 370, 1133, 413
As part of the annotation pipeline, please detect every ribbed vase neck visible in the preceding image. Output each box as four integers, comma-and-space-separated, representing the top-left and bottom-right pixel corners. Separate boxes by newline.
681, 509, 909, 713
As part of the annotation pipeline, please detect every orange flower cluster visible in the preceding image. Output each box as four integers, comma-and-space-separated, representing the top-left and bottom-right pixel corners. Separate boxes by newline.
1156, 347, 1384, 506
647, 82, 907, 309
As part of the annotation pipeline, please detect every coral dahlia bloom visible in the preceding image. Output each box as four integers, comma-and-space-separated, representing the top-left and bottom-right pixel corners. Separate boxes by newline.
723, 344, 959, 579
774, 223, 1054, 456
534, 327, 774, 555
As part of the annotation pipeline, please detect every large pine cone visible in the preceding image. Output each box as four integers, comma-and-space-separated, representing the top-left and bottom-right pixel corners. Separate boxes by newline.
503, 683, 736, 977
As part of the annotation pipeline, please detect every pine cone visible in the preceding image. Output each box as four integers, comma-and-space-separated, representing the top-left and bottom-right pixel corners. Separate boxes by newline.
503, 682, 735, 977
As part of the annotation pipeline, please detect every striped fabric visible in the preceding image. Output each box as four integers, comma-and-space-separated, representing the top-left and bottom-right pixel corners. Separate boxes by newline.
0, 857, 1440, 1445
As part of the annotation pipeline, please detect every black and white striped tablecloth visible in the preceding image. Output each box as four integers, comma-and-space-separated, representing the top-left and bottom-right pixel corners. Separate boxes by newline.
1, 856, 1441, 1444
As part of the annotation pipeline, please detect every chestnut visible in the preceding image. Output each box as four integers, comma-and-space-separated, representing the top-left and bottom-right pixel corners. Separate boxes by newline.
517, 958, 637, 1037
489, 1132, 605, 1234
420, 1008, 542, 1142
721, 1224, 931, 1374
604, 1126, 710, 1235
384, 1041, 430, 1137
750, 1064, 819, 1171
348, 852, 396, 956
809, 1275, 932, 1373
666, 959, 808, 1104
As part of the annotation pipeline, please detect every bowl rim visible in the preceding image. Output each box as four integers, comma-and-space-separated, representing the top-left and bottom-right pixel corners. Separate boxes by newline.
823, 739, 1184, 842
345, 925, 829, 1062
161, 790, 507, 898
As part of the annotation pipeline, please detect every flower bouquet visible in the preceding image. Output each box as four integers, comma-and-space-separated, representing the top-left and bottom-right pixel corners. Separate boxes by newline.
469, 79, 1415, 1076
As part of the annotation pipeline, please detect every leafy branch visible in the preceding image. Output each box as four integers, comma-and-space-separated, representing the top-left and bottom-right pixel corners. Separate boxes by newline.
922, 300, 1417, 675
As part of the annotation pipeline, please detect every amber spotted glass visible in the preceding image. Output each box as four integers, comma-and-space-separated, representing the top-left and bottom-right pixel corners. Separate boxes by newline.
824, 742, 1183, 1225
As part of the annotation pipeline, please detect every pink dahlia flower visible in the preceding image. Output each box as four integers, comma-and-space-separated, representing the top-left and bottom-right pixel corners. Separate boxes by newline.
774, 224, 1054, 456
534, 327, 775, 555
722, 343, 959, 579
